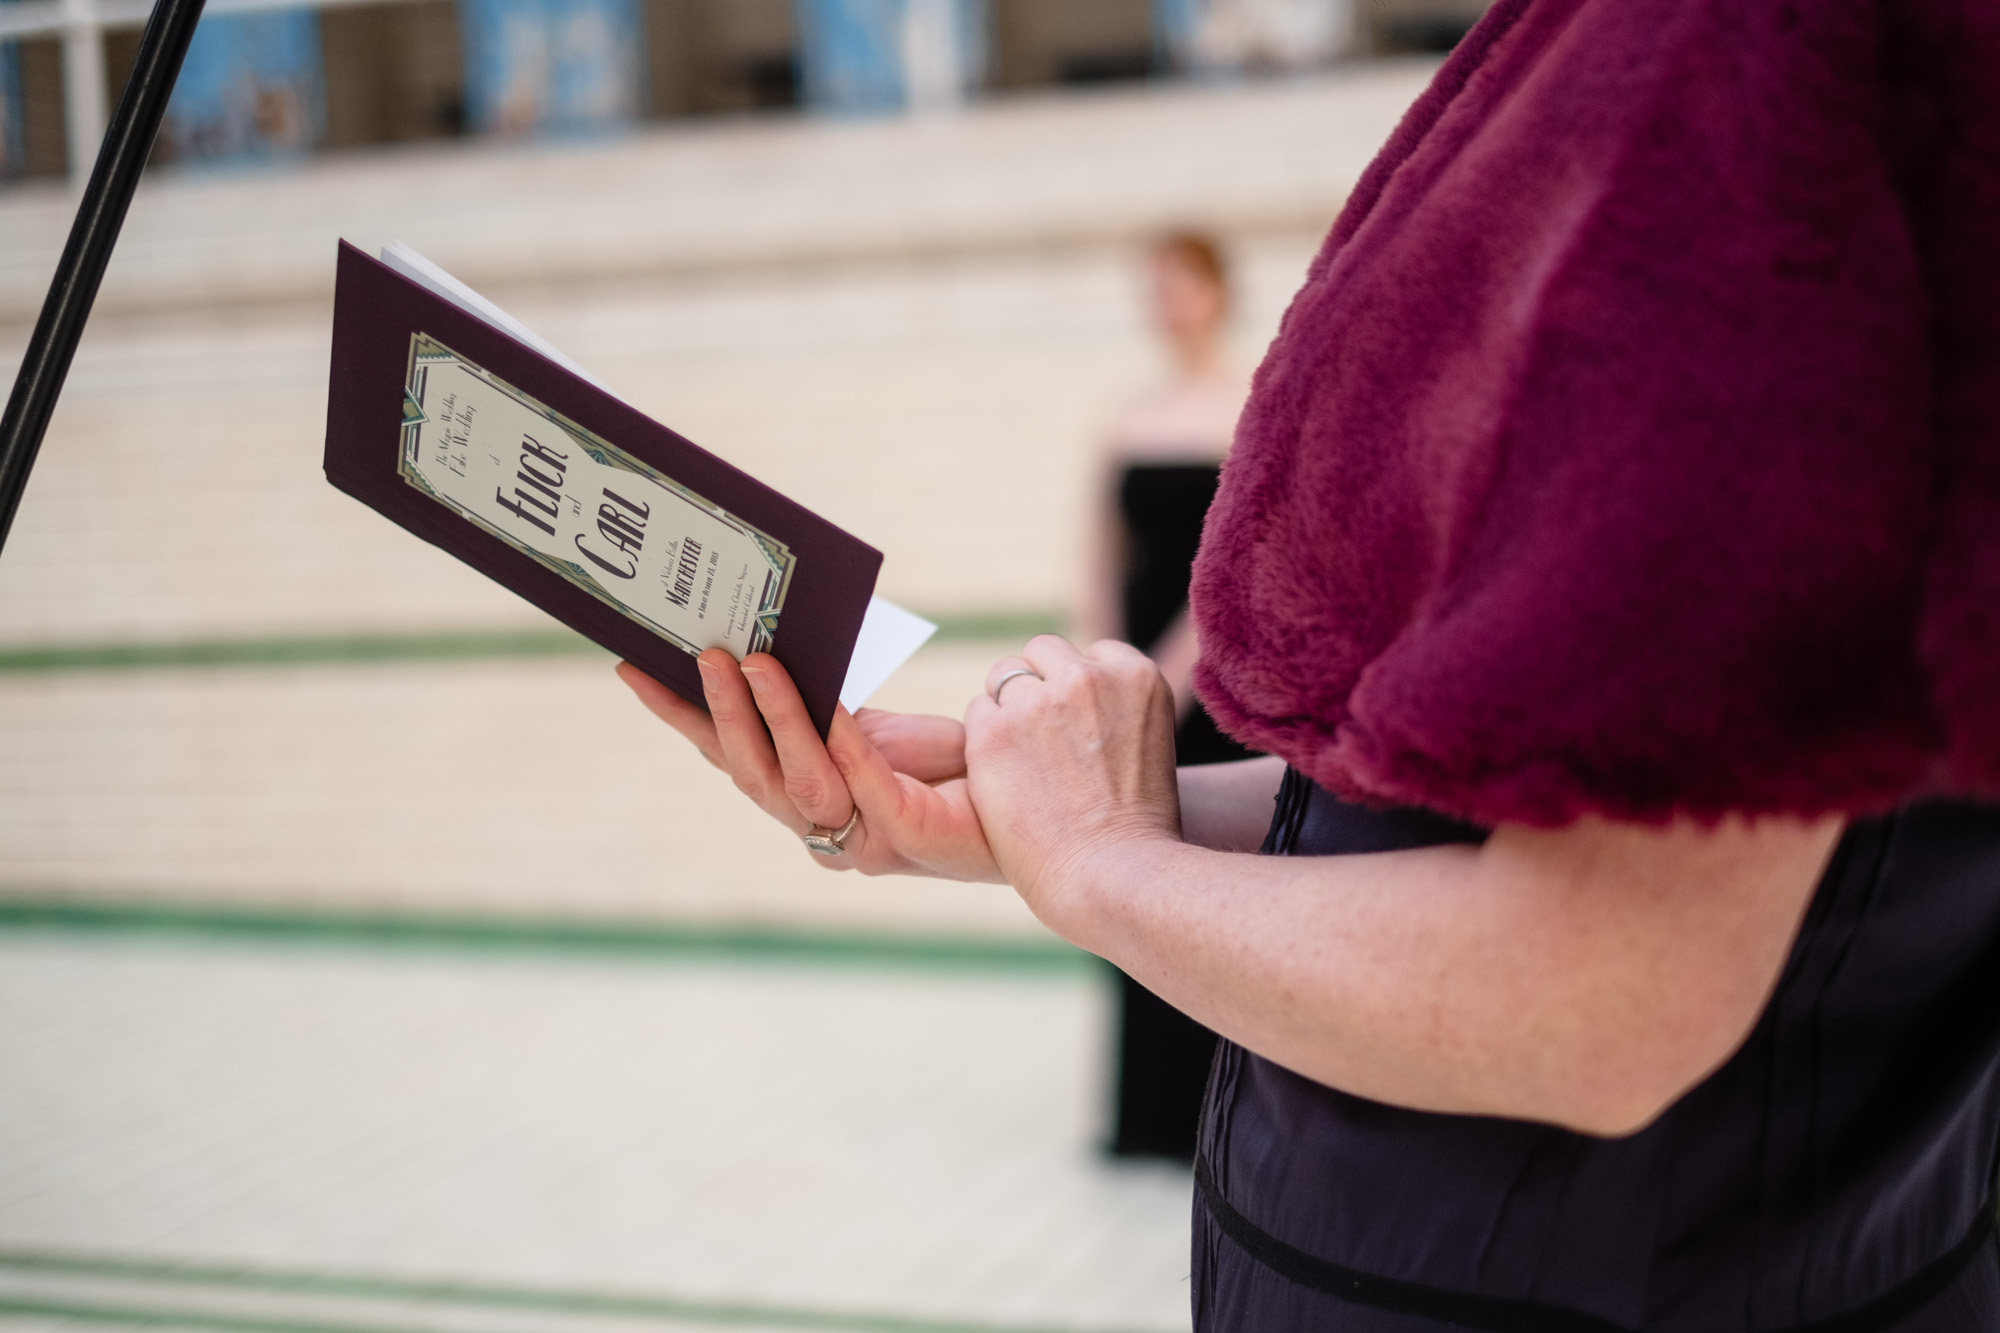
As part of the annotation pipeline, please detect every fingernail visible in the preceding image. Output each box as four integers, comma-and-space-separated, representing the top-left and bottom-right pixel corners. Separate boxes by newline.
697, 660, 719, 692
741, 665, 768, 694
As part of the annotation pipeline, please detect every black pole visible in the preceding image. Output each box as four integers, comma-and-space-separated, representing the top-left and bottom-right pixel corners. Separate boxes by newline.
0, 0, 208, 555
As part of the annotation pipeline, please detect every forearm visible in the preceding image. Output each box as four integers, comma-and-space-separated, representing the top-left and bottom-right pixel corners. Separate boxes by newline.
958, 636, 1836, 1135
1056, 816, 1836, 1136
1070, 836, 1564, 1125
1175, 754, 1284, 852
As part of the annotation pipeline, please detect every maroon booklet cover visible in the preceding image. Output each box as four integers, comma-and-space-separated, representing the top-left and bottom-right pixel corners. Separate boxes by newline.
323, 241, 881, 737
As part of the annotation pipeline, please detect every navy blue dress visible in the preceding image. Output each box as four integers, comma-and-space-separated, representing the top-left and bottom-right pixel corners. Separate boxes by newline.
1193, 770, 2000, 1330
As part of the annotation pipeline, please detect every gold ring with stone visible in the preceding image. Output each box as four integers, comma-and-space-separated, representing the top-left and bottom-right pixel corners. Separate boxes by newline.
803, 808, 862, 856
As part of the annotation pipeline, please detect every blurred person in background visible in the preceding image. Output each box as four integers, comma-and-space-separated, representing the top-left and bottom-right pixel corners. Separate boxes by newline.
1081, 232, 1253, 1161
623, 0, 2000, 1327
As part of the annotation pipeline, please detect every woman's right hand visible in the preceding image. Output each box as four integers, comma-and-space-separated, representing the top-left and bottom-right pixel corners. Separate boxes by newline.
618, 650, 1002, 883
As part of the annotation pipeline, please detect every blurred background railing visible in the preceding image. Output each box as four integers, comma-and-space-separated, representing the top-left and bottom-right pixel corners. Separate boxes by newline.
0, 0, 1492, 181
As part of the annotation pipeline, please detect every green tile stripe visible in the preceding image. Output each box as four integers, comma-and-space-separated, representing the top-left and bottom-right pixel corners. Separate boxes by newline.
0, 1249, 1163, 1333
0, 612, 1065, 676
0, 628, 607, 672
0, 898, 1091, 974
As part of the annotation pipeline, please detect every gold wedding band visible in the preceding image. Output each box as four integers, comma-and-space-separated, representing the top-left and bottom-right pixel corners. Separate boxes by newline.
991, 667, 1040, 704
803, 808, 861, 857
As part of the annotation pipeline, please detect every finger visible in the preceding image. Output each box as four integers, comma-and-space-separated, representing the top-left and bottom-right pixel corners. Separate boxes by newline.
826, 707, 895, 848
964, 689, 1000, 736
983, 654, 1043, 703
740, 652, 858, 829
854, 709, 967, 783
616, 662, 724, 770
1020, 633, 1089, 678
697, 647, 798, 828
830, 705, 975, 852
1084, 637, 1152, 667
1081, 637, 1176, 709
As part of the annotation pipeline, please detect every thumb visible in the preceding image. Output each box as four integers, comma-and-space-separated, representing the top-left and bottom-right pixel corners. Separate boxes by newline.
855, 709, 967, 783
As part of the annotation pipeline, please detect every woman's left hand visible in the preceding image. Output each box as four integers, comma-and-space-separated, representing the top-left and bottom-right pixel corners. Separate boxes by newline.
963, 636, 1184, 940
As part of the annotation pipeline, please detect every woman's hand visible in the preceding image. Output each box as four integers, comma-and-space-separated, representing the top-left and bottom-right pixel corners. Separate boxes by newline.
963, 635, 1183, 938
618, 650, 1001, 883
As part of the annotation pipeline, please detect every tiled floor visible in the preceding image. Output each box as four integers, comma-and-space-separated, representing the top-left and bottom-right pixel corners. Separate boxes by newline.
0, 933, 1193, 1333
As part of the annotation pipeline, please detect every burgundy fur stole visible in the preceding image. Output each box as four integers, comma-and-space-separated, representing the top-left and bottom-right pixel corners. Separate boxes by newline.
1191, 0, 2000, 825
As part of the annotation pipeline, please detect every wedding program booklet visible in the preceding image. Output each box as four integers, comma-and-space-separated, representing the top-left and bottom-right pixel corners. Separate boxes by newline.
323, 241, 934, 737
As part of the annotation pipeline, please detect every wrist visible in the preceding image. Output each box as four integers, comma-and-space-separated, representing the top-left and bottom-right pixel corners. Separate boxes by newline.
1032, 825, 1184, 958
